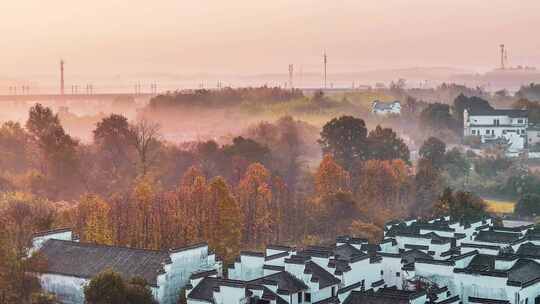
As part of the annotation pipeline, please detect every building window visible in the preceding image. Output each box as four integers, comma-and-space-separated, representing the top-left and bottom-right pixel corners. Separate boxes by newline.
518, 119, 524, 124
486, 129, 490, 135
332, 286, 336, 297
298, 292, 302, 303
472, 130, 476, 135
494, 119, 500, 126
380, 270, 384, 275
304, 292, 311, 302
396, 272, 400, 277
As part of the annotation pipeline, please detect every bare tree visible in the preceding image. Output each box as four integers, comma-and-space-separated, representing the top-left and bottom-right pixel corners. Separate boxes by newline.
131, 119, 161, 176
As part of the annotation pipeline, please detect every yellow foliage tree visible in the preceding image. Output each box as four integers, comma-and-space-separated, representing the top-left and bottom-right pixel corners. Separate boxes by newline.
237, 163, 273, 247
77, 194, 112, 245
207, 177, 242, 263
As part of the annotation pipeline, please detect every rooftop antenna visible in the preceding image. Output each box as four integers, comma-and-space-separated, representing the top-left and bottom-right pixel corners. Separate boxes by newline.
323, 51, 328, 89
499, 44, 505, 70
60, 59, 65, 96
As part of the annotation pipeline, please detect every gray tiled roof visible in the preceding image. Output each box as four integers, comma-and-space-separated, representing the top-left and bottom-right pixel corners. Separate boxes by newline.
39, 239, 171, 286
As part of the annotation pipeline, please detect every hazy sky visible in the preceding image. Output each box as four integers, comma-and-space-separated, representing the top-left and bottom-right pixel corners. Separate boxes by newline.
1, 0, 539, 77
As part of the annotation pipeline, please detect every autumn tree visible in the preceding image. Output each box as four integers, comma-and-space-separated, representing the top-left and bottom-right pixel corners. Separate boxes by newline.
356, 160, 409, 226
366, 125, 410, 163
433, 188, 487, 219
130, 176, 160, 249
0, 192, 53, 303
419, 137, 446, 170
26, 104, 80, 198
314, 155, 351, 198
237, 163, 273, 246
76, 194, 112, 245
414, 160, 443, 217
131, 119, 161, 176
180, 167, 208, 243
319, 116, 368, 170
93, 114, 136, 190
207, 177, 242, 263
84, 269, 128, 304
0, 121, 32, 174
312, 155, 354, 236
349, 220, 383, 243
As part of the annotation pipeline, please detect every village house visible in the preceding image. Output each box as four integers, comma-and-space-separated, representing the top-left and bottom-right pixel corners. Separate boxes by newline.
31, 216, 540, 304
31, 229, 222, 304
463, 108, 528, 151
371, 100, 401, 115
187, 230, 464, 304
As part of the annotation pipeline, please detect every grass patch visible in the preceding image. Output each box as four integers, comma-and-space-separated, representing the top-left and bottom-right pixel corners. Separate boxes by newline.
485, 199, 515, 214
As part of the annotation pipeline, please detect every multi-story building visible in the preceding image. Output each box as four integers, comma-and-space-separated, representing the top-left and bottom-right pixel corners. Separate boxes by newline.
463, 108, 528, 151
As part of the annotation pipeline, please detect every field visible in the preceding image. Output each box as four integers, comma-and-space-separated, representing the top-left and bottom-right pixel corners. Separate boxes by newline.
484, 199, 515, 214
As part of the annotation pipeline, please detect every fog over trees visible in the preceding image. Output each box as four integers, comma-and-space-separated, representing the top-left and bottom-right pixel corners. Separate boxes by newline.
3, 84, 540, 302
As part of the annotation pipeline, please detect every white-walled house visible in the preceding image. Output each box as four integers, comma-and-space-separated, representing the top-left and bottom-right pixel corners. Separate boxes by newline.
463, 108, 528, 151
32, 229, 222, 304
372, 100, 401, 115
190, 233, 465, 304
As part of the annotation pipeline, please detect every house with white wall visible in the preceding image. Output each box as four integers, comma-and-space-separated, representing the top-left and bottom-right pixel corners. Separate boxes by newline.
372, 100, 401, 115
32, 229, 222, 304
463, 108, 528, 151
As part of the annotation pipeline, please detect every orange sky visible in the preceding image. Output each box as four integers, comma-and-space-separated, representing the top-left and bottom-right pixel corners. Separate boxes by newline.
1, 0, 539, 76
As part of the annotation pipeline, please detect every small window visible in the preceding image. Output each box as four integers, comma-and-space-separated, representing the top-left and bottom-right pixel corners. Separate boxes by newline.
298, 292, 302, 303
447, 291, 451, 297
380, 270, 384, 275
518, 119, 524, 124
472, 130, 476, 135
304, 292, 311, 302
485, 129, 490, 135
396, 272, 400, 277
331, 286, 336, 297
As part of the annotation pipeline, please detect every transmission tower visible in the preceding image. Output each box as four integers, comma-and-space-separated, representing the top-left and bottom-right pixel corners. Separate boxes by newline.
288, 64, 294, 89
323, 51, 328, 89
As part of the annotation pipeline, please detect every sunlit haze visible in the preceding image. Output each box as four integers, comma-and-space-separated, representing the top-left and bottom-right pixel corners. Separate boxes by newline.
2, 0, 539, 78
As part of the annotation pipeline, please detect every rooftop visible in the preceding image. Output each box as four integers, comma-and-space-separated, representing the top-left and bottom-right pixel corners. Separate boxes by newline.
38, 239, 173, 287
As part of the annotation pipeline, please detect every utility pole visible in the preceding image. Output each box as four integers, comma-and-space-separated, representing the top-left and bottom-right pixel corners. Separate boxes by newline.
323, 51, 328, 89
288, 64, 294, 89
60, 59, 65, 96
499, 44, 505, 70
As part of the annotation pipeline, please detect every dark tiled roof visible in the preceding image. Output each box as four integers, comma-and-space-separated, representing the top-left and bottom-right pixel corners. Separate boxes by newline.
437, 295, 460, 304
250, 271, 308, 295
262, 265, 285, 271
343, 288, 425, 304
267, 244, 294, 252
39, 239, 172, 286
466, 254, 495, 272
474, 231, 522, 244
188, 277, 220, 302
516, 242, 540, 258
401, 249, 433, 265
335, 243, 365, 260
313, 296, 340, 304
241, 251, 265, 258
507, 259, 540, 286
467, 108, 527, 118
305, 261, 341, 289
468, 297, 510, 304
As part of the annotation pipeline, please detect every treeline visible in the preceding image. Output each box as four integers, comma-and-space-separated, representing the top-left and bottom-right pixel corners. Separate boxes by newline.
148, 87, 304, 109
